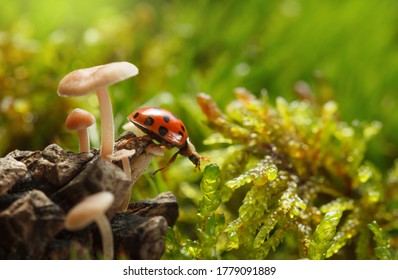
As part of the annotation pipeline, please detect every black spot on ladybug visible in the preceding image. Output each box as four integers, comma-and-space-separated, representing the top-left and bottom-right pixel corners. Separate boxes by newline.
163, 115, 170, 123
181, 125, 186, 132
133, 112, 139, 118
144, 117, 154, 126
159, 126, 168, 136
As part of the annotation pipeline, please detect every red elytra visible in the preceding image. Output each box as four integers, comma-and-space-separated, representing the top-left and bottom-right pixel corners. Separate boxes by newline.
127, 107, 207, 173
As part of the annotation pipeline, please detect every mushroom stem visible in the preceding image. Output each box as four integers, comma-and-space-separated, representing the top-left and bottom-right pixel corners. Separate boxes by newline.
118, 154, 154, 212
96, 87, 114, 161
119, 158, 132, 211
130, 154, 154, 184
121, 158, 132, 180
94, 214, 114, 260
77, 129, 90, 153
65, 108, 95, 153
108, 149, 136, 212
119, 186, 131, 212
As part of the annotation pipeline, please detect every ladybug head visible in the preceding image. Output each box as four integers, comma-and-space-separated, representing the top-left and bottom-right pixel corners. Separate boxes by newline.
180, 138, 207, 171
188, 153, 202, 169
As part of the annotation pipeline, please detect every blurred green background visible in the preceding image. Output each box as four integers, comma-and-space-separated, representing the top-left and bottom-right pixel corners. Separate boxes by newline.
1, 0, 398, 173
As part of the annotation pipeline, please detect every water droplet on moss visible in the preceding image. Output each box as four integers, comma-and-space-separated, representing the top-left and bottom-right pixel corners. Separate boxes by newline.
226, 230, 240, 250
266, 165, 278, 181
253, 173, 267, 186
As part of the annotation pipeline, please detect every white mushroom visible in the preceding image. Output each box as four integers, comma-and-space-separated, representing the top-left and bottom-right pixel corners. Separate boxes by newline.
108, 149, 136, 211
65, 191, 115, 259
65, 108, 96, 153
58, 62, 139, 161
108, 149, 136, 180
121, 121, 145, 136
145, 143, 165, 157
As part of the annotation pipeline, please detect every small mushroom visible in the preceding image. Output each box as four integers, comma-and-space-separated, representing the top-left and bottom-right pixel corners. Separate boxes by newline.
122, 121, 145, 136
108, 149, 136, 180
145, 143, 165, 157
109, 149, 136, 211
58, 62, 139, 161
65, 108, 96, 153
64, 191, 115, 259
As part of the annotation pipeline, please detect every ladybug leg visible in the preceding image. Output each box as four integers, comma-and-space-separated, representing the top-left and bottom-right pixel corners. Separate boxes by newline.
115, 133, 155, 151
152, 150, 180, 175
137, 134, 154, 141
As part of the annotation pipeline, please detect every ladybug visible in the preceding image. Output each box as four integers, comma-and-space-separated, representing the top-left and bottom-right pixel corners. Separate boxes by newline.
127, 106, 207, 173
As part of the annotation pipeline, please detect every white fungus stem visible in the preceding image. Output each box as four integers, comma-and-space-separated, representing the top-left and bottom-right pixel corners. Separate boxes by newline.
96, 87, 114, 161
77, 129, 90, 153
108, 149, 136, 212
95, 214, 114, 260
119, 158, 132, 211
121, 158, 132, 180
130, 154, 154, 185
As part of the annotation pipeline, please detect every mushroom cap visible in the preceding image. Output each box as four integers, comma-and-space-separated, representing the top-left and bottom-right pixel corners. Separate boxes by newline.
108, 149, 136, 161
65, 191, 114, 230
57, 61, 139, 97
65, 108, 96, 130
122, 122, 136, 131
146, 144, 165, 156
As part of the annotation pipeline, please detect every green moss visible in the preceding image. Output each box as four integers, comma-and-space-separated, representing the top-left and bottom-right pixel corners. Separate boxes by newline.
2, 0, 398, 260
166, 88, 398, 259
309, 210, 343, 260
368, 221, 395, 260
